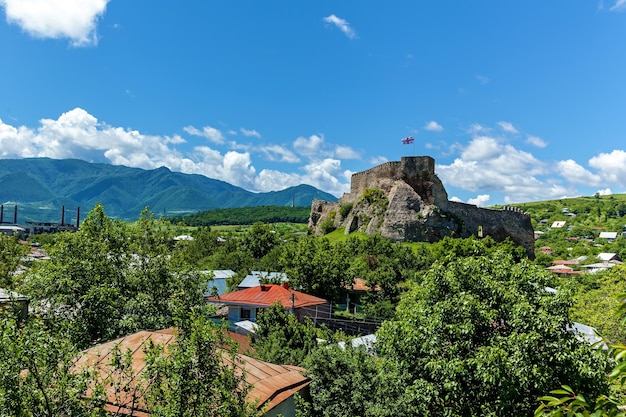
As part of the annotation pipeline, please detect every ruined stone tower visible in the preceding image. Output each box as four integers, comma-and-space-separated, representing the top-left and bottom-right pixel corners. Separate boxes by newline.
309, 156, 535, 258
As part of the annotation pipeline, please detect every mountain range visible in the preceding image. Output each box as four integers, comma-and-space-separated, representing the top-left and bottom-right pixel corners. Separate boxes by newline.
0, 158, 337, 223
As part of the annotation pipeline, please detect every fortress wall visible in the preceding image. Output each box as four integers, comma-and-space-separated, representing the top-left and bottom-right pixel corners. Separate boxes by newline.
347, 157, 436, 202
445, 201, 534, 257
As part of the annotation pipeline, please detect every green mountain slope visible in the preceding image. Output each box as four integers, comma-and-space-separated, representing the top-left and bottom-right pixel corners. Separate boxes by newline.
0, 158, 337, 222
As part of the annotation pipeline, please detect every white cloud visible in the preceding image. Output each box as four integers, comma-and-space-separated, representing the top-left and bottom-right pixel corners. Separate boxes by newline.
497, 121, 518, 134
0, 108, 355, 196
596, 188, 613, 196
437, 131, 563, 203
293, 134, 324, 157
183, 125, 226, 144
589, 150, 626, 186
251, 157, 351, 197
526, 135, 547, 148
369, 155, 388, 165
461, 136, 502, 161
240, 128, 261, 138
467, 123, 490, 135
1, 0, 109, 47
467, 194, 490, 207
322, 14, 357, 39
333, 145, 361, 159
610, 0, 626, 11
259, 145, 300, 163
424, 121, 444, 132
556, 159, 602, 186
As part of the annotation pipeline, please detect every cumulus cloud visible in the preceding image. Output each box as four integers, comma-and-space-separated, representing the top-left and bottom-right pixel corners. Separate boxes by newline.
293, 134, 324, 157
497, 121, 518, 134
526, 135, 547, 148
461, 136, 502, 161
596, 188, 613, 196
183, 125, 226, 144
240, 128, 261, 138
0, 108, 353, 197
556, 159, 602, 186
322, 14, 357, 39
467, 194, 490, 207
437, 132, 564, 203
1, 0, 109, 47
424, 121, 444, 132
589, 150, 626, 186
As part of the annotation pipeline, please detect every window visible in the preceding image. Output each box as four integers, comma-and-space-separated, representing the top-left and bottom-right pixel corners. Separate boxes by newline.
241, 308, 251, 320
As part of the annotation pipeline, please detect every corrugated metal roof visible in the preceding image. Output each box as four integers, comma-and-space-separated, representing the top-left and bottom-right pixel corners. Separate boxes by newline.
207, 284, 328, 309
74, 328, 309, 415
0, 287, 29, 302
238, 271, 288, 289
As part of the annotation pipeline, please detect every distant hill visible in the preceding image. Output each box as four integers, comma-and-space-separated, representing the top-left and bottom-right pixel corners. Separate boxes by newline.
0, 158, 337, 223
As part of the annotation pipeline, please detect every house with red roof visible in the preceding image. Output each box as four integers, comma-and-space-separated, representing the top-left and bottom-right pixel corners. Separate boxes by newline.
74, 328, 310, 417
206, 284, 331, 323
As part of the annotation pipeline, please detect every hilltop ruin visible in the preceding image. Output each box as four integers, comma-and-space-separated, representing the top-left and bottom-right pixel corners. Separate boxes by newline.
309, 156, 535, 258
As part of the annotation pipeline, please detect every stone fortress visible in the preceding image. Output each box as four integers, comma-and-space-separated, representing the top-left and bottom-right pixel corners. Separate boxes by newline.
309, 156, 535, 258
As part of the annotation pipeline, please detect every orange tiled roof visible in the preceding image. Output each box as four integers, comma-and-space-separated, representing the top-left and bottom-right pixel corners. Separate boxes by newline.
74, 328, 310, 415
207, 284, 328, 309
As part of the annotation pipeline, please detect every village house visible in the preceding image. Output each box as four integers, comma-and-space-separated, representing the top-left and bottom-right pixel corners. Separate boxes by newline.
73, 328, 310, 417
206, 284, 331, 324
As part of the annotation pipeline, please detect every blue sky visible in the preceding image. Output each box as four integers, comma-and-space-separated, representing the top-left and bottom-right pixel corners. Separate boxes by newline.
1, 1, 626, 206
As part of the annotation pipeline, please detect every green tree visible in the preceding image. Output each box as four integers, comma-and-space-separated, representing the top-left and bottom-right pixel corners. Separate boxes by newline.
23, 204, 205, 348
345, 234, 419, 319
376, 250, 610, 416
142, 311, 260, 417
277, 236, 350, 301
570, 265, 626, 345
239, 222, 279, 260
0, 313, 105, 417
299, 344, 380, 417
252, 302, 320, 366
0, 233, 28, 289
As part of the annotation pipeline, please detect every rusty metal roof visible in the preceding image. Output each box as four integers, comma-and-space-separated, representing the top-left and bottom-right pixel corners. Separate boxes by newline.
206, 284, 328, 309
74, 328, 309, 415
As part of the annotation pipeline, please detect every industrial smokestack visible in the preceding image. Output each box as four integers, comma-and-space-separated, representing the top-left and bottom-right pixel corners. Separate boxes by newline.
76, 207, 80, 228
61, 205, 65, 226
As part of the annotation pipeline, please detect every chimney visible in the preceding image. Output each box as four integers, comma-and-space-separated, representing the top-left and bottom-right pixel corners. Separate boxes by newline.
61, 205, 65, 226
76, 207, 80, 228
282, 281, 289, 290
13, 205, 17, 224
260, 284, 270, 292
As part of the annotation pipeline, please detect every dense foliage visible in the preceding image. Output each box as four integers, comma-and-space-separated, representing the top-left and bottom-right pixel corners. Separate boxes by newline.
4, 194, 626, 416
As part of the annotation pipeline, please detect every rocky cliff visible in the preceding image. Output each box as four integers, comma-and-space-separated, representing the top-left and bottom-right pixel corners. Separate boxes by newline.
309, 156, 535, 258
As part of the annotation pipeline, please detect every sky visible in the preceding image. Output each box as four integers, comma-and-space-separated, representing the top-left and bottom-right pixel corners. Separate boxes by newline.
1, 1, 626, 207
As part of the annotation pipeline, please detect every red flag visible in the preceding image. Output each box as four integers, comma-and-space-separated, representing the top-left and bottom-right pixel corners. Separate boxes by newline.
402, 136, 414, 144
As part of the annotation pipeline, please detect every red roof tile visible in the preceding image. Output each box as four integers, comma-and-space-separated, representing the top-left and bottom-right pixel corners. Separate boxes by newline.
207, 284, 328, 309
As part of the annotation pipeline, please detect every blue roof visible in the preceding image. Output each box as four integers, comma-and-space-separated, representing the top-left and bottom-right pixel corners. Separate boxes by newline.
200, 270, 236, 296
238, 271, 288, 289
